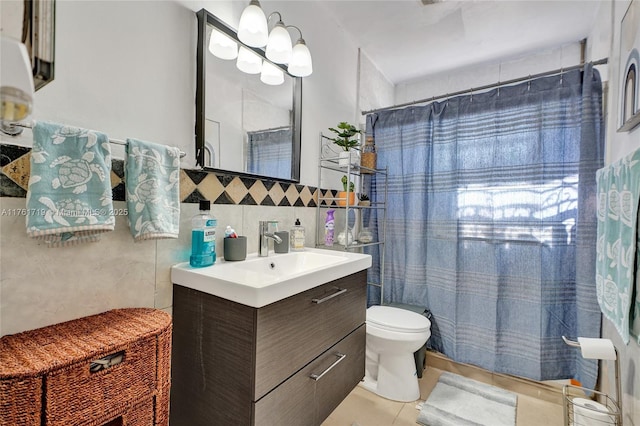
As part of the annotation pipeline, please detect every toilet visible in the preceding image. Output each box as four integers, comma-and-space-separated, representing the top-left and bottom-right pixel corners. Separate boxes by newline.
361, 305, 431, 402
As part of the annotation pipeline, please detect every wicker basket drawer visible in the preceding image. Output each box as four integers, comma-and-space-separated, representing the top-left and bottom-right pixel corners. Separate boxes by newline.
45, 335, 157, 426
100, 396, 155, 426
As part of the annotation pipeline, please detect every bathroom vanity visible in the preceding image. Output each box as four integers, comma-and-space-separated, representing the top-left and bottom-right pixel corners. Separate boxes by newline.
170, 249, 370, 426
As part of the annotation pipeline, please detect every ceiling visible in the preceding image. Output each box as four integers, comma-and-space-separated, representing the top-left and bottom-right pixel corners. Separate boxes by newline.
319, 0, 604, 84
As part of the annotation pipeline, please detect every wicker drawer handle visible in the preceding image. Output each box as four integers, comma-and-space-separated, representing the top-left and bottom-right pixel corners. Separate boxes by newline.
311, 288, 347, 304
309, 352, 346, 381
89, 350, 125, 373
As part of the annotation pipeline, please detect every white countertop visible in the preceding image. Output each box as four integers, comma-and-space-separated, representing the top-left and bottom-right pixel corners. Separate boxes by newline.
171, 248, 372, 308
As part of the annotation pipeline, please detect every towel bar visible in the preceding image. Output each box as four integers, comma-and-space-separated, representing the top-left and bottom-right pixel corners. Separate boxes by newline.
1, 120, 187, 158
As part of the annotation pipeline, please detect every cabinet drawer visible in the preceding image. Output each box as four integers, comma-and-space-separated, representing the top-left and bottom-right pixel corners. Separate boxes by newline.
254, 270, 366, 399
45, 336, 157, 426
253, 324, 365, 426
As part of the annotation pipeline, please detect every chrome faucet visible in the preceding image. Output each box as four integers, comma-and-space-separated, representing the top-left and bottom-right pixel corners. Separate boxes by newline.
258, 221, 282, 257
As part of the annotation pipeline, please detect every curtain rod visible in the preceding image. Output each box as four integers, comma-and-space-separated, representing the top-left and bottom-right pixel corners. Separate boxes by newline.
247, 125, 291, 134
4, 120, 186, 158
362, 58, 608, 116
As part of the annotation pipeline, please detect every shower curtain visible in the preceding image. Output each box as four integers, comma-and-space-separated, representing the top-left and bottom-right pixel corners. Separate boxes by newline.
367, 65, 604, 390
246, 127, 292, 178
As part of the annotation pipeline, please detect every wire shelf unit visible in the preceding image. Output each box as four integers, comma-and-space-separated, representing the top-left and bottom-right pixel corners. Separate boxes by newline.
563, 385, 621, 426
562, 336, 623, 426
316, 132, 388, 303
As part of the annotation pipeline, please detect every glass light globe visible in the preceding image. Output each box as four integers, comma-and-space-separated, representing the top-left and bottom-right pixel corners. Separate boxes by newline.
288, 40, 313, 77
209, 30, 238, 60
236, 46, 262, 74
0, 36, 34, 122
260, 61, 285, 85
266, 23, 292, 64
237, 1, 268, 48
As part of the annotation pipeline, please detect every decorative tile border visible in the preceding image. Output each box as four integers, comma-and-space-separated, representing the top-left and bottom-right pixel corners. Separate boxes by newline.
0, 142, 339, 207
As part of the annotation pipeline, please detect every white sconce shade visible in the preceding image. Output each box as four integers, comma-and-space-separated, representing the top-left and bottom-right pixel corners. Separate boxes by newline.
209, 30, 238, 60
238, 0, 268, 48
266, 23, 292, 64
0, 36, 35, 122
288, 40, 313, 77
260, 61, 285, 85
236, 46, 263, 74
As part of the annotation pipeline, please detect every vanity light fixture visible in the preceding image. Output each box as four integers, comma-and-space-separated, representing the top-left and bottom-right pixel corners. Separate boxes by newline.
265, 12, 292, 64
236, 46, 263, 74
238, 0, 269, 48
260, 61, 285, 85
287, 26, 313, 77
209, 29, 238, 60
0, 36, 35, 136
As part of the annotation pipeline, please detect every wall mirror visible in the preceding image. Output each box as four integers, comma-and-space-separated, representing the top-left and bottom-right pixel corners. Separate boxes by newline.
196, 9, 302, 182
1, 0, 55, 90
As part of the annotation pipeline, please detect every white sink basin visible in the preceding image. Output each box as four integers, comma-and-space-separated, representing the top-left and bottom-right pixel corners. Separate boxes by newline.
171, 248, 372, 307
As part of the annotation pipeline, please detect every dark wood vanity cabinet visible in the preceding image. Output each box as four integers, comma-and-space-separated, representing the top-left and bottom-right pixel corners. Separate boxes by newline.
170, 270, 367, 426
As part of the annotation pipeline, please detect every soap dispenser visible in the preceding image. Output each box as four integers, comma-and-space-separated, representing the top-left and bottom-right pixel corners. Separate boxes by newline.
290, 218, 305, 251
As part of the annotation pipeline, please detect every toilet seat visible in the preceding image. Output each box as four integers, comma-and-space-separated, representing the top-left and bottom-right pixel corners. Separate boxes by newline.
367, 306, 431, 334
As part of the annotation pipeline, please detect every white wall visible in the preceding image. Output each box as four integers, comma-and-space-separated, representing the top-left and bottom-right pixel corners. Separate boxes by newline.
0, 0, 362, 187
0, 0, 362, 335
357, 49, 395, 123
0, 0, 197, 164
395, 43, 585, 105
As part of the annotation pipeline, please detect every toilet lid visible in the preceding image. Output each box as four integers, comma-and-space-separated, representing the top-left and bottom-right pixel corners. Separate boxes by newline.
367, 305, 431, 333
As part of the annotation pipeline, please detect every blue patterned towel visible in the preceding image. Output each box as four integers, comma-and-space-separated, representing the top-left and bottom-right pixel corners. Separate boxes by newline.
26, 121, 115, 247
125, 138, 180, 241
595, 147, 640, 344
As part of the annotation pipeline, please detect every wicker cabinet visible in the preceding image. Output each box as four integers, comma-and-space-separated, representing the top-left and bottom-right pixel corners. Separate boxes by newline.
0, 308, 172, 426
170, 270, 367, 426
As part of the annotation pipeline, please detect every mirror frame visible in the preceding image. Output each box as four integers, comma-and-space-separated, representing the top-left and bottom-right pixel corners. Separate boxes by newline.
195, 8, 302, 183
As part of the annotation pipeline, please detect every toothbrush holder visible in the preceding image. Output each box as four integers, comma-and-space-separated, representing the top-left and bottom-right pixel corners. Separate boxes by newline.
223, 236, 247, 261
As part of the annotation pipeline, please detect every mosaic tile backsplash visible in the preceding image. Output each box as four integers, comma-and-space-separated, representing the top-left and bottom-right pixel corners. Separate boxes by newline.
0, 143, 340, 207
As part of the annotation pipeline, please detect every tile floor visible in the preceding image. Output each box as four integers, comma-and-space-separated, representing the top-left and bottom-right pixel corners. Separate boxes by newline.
322, 359, 566, 426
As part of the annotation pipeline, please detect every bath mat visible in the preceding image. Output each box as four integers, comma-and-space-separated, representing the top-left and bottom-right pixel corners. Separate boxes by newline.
416, 371, 517, 426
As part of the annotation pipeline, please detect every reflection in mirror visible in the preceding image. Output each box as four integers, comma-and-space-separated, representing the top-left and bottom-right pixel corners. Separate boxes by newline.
196, 9, 302, 182
204, 118, 220, 168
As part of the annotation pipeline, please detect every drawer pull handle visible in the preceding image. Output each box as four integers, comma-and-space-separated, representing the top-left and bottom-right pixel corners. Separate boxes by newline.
310, 352, 346, 381
311, 288, 347, 304
89, 351, 125, 373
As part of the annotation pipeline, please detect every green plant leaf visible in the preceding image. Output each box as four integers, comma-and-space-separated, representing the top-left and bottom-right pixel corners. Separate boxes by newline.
328, 122, 361, 151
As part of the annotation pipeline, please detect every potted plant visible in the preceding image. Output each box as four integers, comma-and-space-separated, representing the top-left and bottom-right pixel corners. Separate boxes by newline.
358, 193, 371, 207
328, 122, 361, 167
338, 175, 356, 206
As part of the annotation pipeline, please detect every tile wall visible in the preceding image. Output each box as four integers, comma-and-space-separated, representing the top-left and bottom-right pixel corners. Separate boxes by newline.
0, 142, 345, 208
